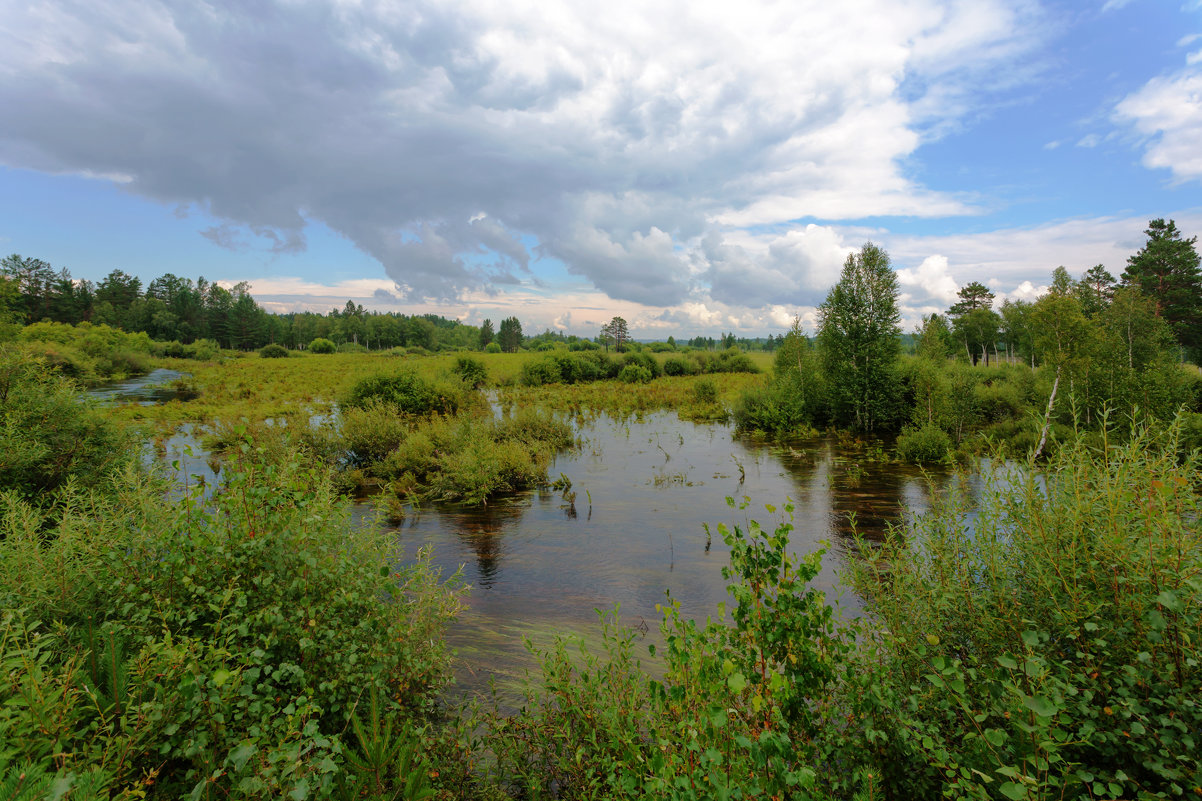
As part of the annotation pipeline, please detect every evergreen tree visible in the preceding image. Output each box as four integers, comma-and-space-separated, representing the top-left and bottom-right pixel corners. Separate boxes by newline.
817, 242, 901, 432
1122, 218, 1202, 355
478, 318, 494, 349
498, 316, 523, 352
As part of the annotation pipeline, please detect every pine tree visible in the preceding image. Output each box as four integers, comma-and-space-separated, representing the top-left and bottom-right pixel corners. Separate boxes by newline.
1122, 218, 1202, 354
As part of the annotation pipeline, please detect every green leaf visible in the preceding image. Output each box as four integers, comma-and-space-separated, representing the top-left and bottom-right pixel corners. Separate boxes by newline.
1022, 695, 1058, 718
1157, 590, 1183, 612
998, 781, 1027, 800
212, 668, 232, 688
1021, 631, 1040, 648
727, 672, 747, 694
229, 742, 257, 771
996, 656, 1018, 670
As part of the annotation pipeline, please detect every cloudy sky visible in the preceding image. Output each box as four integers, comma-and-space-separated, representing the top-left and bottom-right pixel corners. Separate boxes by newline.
2, 0, 1201, 337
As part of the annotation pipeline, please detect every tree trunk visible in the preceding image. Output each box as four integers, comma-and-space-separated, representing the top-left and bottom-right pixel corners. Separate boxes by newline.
1034, 365, 1061, 460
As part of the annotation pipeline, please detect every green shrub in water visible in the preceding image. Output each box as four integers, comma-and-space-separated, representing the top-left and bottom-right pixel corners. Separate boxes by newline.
894, 421, 952, 462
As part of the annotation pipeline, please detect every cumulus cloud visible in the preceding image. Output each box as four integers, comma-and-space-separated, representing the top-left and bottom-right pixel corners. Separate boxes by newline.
1114, 59, 1202, 182
0, 0, 1048, 305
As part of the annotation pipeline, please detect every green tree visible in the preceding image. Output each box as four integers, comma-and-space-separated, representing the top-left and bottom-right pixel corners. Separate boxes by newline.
498, 316, 523, 352
1121, 218, 1202, 355
948, 281, 994, 316
478, 318, 494, 349
817, 242, 901, 432
601, 316, 629, 352
1075, 264, 1115, 317
948, 281, 1000, 364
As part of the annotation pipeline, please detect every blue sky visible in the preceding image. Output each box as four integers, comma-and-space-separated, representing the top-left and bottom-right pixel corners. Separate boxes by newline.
2, 0, 1201, 337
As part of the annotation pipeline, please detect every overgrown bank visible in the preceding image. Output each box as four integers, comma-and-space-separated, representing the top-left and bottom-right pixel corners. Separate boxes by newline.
2, 342, 1200, 800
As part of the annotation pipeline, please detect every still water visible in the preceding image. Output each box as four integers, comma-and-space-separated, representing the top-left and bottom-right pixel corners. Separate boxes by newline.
360, 411, 969, 697
88, 378, 974, 699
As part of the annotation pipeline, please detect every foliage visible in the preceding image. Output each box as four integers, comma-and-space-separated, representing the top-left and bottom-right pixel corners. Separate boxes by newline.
498, 317, 523, 353
600, 316, 629, 352
258, 342, 289, 358
0, 432, 461, 800
1122, 218, 1202, 356
0, 348, 136, 501
846, 421, 1202, 799
894, 421, 953, 462
818, 242, 902, 432
617, 363, 652, 383
453, 355, 489, 388
488, 499, 842, 799
344, 370, 466, 416
376, 409, 574, 505
485, 341, 502, 354
309, 337, 336, 354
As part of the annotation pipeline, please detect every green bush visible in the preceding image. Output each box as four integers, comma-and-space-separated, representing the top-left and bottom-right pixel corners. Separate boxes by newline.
662, 355, 696, 376
621, 350, 662, 379
894, 422, 953, 462
0, 348, 136, 501
733, 381, 810, 435
618, 363, 652, 383
519, 351, 615, 386
308, 337, 336, 354
692, 377, 718, 403
842, 424, 1202, 799
258, 343, 289, 358
453, 355, 488, 388
0, 438, 461, 800
484, 342, 502, 354
343, 371, 462, 416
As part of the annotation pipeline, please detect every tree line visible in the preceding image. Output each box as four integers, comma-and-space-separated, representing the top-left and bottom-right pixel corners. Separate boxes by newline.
739, 218, 1202, 451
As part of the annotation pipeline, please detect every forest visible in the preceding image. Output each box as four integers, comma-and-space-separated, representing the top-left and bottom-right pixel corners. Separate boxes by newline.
0, 219, 1200, 801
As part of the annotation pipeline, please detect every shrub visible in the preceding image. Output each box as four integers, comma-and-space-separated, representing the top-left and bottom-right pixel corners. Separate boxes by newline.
308, 337, 336, 354
894, 422, 952, 462
484, 342, 502, 354
844, 424, 1202, 799
618, 363, 652, 384
0, 348, 136, 501
692, 377, 718, 403
343, 371, 461, 416
453, 356, 488, 388
621, 350, 662, 379
187, 338, 220, 360
0, 445, 461, 800
259, 343, 289, 358
662, 356, 696, 376
732, 381, 809, 435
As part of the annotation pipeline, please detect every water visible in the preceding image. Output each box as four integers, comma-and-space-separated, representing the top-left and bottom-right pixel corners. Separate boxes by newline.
87, 368, 193, 405
355, 412, 968, 697
103, 387, 975, 700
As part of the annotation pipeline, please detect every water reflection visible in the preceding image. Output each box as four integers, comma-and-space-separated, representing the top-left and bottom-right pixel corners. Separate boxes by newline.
87, 368, 192, 405
127, 402, 977, 701
367, 412, 966, 698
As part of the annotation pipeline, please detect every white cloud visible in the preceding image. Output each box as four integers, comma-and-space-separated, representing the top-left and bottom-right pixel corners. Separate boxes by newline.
895, 254, 961, 306
0, 0, 1049, 305
1114, 62, 1202, 182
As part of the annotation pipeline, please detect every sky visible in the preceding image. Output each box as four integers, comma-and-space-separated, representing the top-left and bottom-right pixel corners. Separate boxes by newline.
1, 0, 1201, 338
